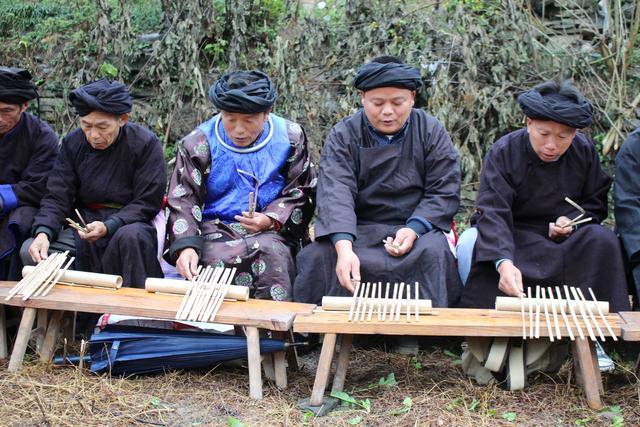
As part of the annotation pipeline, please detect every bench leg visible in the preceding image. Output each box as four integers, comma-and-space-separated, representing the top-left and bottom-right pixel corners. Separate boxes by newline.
246, 326, 263, 399
35, 309, 48, 353
310, 333, 337, 406
274, 350, 287, 389
572, 338, 603, 410
40, 310, 65, 363
8, 307, 37, 372
332, 334, 353, 393
0, 305, 7, 359
262, 353, 276, 381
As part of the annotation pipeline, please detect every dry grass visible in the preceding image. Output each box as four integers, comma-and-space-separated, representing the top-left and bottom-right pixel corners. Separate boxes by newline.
0, 339, 639, 426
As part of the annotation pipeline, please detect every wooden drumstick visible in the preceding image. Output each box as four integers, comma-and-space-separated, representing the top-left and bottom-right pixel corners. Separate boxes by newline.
555, 286, 575, 340
576, 288, 605, 341
564, 285, 585, 340
588, 288, 618, 341
348, 281, 361, 322
547, 287, 561, 340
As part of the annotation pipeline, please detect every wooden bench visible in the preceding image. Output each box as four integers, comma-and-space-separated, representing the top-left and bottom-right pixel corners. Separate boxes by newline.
0, 281, 315, 399
293, 307, 622, 411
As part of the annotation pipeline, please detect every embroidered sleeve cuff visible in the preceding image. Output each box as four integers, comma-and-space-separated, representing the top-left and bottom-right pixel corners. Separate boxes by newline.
169, 236, 204, 263
329, 232, 355, 245
104, 216, 125, 237
494, 258, 513, 271
0, 184, 18, 215
34, 226, 56, 241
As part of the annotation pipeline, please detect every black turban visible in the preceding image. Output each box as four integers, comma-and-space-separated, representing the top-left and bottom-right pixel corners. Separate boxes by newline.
69, 79, 133, 117
518, 89, 593, 129
0, 67, 38, 104
354, 62, 423, 91
208, 71, 276, 113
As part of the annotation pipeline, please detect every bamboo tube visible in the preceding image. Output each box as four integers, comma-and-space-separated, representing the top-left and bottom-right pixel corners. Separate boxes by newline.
22, 265, 123, 289
564, 285, 585, 340
555, 286, 575, 341
495, 296, 609, 314
576, 288, 606, 341
541, 288, 554, 342
41, 257, 75, 297
321, 296, 432, 313
145, 277, 249, 300
588, 288, 617, 341
348, 281, 361, 322
547, 287, 561, 340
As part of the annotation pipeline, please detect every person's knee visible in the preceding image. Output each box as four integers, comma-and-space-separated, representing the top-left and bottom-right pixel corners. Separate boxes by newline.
111, 223, 156, 248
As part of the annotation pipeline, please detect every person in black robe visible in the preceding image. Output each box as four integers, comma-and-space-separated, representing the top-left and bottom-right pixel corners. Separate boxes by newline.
457, 79, 629, 312
615, 127, 640, 305
293, 57, 462, 308
0, 67, 58, 280
21, 79, 165, 287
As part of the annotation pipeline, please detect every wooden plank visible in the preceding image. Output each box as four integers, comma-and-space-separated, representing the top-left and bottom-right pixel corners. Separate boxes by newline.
618, 311, 640, 341
0, 282, 315, 331
332, 334, 353, 393
310, 333, 337, 406
572, 338, 603, 410
294, 309, 621, 337
8, 307, 37, 372
39, 310, 65, 363
246, 327, 263, 399
273, 351, 287, 389
0, 305, 7, 359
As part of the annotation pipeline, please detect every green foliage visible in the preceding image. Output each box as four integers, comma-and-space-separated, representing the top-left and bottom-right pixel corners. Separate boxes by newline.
330, 391, 371, 413
389, 397, 412, 416
378, 372, 398, 387
226, 416, 245, 427
98, 62, 119, 79
502, 412, 517, 422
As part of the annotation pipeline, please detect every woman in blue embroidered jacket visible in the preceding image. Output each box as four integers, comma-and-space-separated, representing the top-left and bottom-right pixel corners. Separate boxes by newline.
166, 71, 316, 301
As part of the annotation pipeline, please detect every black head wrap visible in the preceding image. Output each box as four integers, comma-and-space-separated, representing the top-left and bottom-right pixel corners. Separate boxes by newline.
354, 61, 423, 91
517, 86, 593, 129
208, 70, 276, 113
69, 79, 133, 117
0, 67, 38, 104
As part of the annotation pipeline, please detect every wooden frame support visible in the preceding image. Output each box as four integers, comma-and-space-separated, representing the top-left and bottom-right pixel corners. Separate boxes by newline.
246, 326, 263, 399
8, 307, 37, 372
0, 305, 7, 359
309, 333, 337, 406
36, 309, 48, 352
40, 310, 65, 363
571, 338, 603, 410
331, 334, 353, 393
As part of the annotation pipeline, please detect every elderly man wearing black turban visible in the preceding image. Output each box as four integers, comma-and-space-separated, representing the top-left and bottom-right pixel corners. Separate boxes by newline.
457, 79, 629, 312
166, 70, 315, 301
23, 79, 166, 287
0, 67, 58, 280
293, 56, 462, 320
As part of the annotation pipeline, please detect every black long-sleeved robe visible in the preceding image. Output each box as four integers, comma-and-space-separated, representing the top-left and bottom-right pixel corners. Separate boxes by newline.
32, 122, 166, 287
0, 112, 58, 279
459, 128, 630, 312
615, 127, 640, 301
293, 109, 462, 307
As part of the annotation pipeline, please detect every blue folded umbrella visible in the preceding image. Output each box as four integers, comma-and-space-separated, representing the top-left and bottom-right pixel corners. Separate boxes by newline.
83, 325, 285, 376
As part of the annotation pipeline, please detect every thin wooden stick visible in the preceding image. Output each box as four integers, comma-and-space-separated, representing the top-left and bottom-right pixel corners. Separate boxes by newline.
192, 267, 224, 321
207, 267, 237, 322
199, 268, 229, 321
541, 288, 554, 342
395, 282, 405, 322
353, 282, 366, 321
186, 266, 216, 321
382, 282, 390, 320
388, 282, 398, 322
564, 285, 585, 340
555, 286, 575, 340
377, 282, 382, 321
415, 282, 420, 322
40, 257, 75, 297
9, 253, 59, 299
576, 288, 606, 341
535, 285, 541, 339
520, 294, 526, 340
74, 208, 88, 228
367, 282, 377, 321
548, 287, 561, 340
359, 282, 371, 321
570, 286, 597, 341
528, 287, 534, 339
588, 288, 618, 341
406, 286, 411, 322
348, 281, 361, 322
22, 253, 67, 300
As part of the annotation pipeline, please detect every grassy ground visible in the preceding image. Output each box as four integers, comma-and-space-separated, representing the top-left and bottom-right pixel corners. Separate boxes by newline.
0, 338, 639, 426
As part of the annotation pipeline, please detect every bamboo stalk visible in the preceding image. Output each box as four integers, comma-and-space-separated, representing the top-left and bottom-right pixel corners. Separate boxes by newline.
588, 288, 618, 341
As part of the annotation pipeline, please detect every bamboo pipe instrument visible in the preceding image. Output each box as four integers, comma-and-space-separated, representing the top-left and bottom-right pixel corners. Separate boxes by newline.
145, 277, 249, 300
23, 265, 122, 289
322, 296, 432, 313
